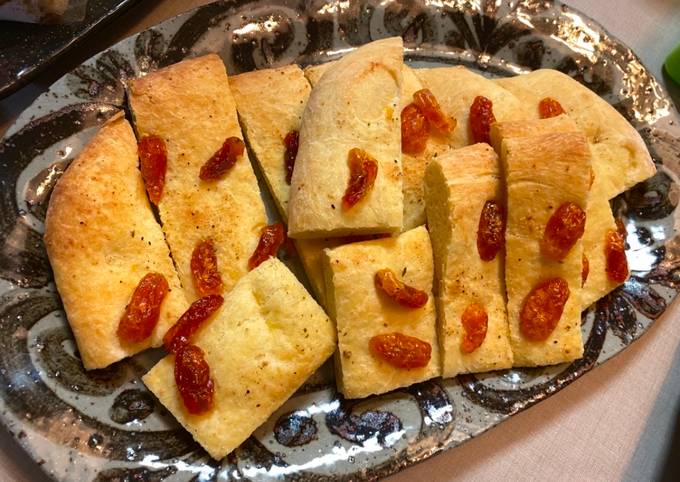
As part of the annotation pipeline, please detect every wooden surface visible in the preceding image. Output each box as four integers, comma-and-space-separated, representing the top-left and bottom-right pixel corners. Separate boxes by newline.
1, 1, 679, 481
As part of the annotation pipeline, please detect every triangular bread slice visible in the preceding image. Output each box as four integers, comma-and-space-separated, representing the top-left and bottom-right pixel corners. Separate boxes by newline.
44, 114, 188, 370
143, 258, 336, 460
425, 143, 513, 377
128, 54, 267, 301
490, 116, 627, 308
288, 37, 404, 238
495, 69, 655, 199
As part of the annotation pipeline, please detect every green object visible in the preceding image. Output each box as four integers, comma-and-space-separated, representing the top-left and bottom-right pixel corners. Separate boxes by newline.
665, 42, 680, 85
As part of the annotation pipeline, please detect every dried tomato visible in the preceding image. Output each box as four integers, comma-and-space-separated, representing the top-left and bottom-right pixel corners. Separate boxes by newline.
469, 96, 496, 144
175, 344, 214, 415
374, 268, 428, 309
541, 202, 586, 261
477, 200, 506, 261
520, 278, 570, 341
539, 97, 566, 119
342, 148, 378, 210
412, 89, 455, 134
191, 239, 223, 296
117, 273, 169, 343
138, 135, 167, 205
605, 229, 629, 283
368, 332, 432, 369
582, 254, 590, 287
163, 295, 224, 354
284, 130, 299, 184
401, 103, 429, 155
248, 223, 286, 270
199, 137, 245, 181
460, 303, 488, 354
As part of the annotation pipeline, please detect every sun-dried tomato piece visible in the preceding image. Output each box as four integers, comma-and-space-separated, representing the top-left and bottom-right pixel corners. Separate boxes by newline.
284, 130, 299, 184
541, 202, 586, 261
520, 278, 570, 341
117, 273, 169, 343
401, 103, 429, 155
199, 137, 245, 181
582, 254, 590, 287
369, 332, 432, 369
460, 303, 488, 354
469, 96, 496, 144
539, 97, 566, 118
191, 239, 223, 296
342, 148, 378, 210
605, 229, 629, 283
374, 268, 428, 309
175, 344, 214, 415
138, 136, 167, 205
477, 200, 506, 261
412, 89, 456, 134
248, 223, 286, 270
163, 295, 224, 354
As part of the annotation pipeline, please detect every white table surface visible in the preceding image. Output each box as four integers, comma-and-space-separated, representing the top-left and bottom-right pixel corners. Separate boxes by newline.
1, 1, 679, 481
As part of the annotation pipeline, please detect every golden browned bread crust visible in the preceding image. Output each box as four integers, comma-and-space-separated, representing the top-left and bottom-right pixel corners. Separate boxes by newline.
128, 54, 267, 300
44, 114, 188, 370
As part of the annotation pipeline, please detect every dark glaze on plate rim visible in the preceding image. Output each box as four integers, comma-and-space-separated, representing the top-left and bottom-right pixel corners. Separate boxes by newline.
0, 1, 679, 480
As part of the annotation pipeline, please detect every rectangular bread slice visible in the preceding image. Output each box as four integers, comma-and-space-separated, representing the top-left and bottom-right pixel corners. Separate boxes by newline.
44, 114, 188, 369
143, 257, 336, 460
229, 64, 311, 220
491, 116, 626, 308
495, 69, 655, 199
424, 143, 513, 377
322, 226, 440, 398
288, 37, 404, 238
500, 132, 591, 366
128, 54, 267, 300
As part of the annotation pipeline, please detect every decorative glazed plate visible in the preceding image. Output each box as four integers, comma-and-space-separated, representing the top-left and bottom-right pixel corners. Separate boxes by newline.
1, 1, 679, 481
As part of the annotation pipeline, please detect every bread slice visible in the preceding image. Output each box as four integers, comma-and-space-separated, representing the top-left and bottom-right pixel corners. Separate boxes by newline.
322, 226, 440, 398
415, 66, 530, 148
288, 37, 404, 238
495, 69, 655, 199
424, 143, 513, 377
491, 116, 626, 307
44, 114, 188, 370
499, 131, 591, 366
229, 65, 311, 219
127, 54, 267, 300
143, 258, 336, 460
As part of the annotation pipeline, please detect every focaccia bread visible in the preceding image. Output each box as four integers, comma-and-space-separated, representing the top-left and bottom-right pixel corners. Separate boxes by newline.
495, 69, 655, 199
322, 226, 440, 398
229, 65, 311, 219
288, 37, 404, 238
425, 143, 513, 377
44, 114, 188, 369
143, 257, 336, 460
128, 54, 267, 300
416, 66, 530, 148
500, 132, 591, 366
491, 116, 625, 307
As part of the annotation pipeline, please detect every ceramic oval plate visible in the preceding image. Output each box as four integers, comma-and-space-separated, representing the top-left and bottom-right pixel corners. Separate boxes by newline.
1, 1, 679, 481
